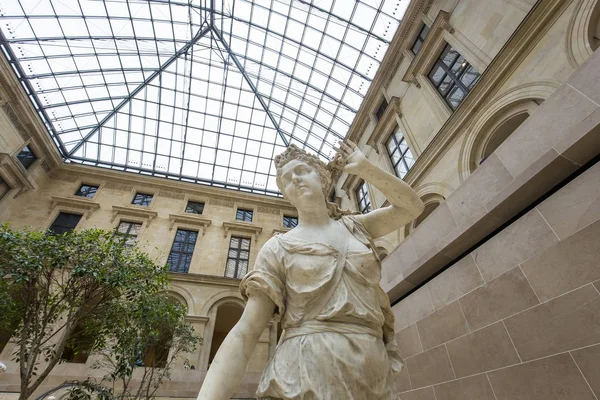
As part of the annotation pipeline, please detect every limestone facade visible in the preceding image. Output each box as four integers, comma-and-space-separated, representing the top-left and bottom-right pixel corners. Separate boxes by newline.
1, 0, 600, 398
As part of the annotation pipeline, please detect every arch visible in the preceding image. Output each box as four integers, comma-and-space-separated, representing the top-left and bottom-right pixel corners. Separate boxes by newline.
566, 0, 600, 69
167, 284, 195, 314
164, 290, 190, 314
200, 291, 245, 316
373, 237, 395, 261
458, 81, 560, 182
405, 191, 446, 237
208, 303, 244, 365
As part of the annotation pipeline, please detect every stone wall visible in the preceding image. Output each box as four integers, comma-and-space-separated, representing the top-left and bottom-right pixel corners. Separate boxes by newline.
392, 161, 600, 399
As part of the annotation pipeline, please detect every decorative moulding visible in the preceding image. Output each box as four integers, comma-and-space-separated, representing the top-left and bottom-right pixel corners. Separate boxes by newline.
111, 205, 158, 224
402, 10, 452, 83
168, 213, 212, 235
366, 97, 402, 153
50, 196, 100, 219
184, 315, 209, 324
222, 220, 263, 240
272, 227, 291, 236
0, 152, 36, 196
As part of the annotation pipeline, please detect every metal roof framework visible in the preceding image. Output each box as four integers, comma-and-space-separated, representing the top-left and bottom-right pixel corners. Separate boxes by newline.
0, 0, 405, 195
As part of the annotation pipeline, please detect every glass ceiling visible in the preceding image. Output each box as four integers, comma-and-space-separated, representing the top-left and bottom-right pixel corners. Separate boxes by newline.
0, 0, 407, 195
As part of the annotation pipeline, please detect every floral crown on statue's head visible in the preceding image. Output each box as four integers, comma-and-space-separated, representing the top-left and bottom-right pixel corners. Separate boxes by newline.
274, 144, 338, 196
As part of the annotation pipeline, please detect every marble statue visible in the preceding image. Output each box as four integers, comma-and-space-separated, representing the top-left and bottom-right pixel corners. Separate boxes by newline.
197, 141, 425, 400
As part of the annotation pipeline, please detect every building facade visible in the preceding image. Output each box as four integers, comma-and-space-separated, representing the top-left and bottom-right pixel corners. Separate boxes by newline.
1, 0, 600, 398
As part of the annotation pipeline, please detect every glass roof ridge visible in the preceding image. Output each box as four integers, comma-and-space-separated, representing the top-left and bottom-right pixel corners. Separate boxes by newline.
0, 0, 409, 194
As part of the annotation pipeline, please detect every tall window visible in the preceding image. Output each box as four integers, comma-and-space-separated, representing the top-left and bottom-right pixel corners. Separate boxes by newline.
411, 24, 430, 55
167, 229, 198, 273
61, 322, 94, 364
283, 215, 298, 228
375, 98, 388, 121
115, 221, 142, 246
386, 129, 415, 179
0, 176, 10, 201
75, 184, 99, 198
225, 236, 250, 279
49, 212, 82, 235
185, 201, 204, 214
236, 208, 253, 222
132, 193, 153, 206
356, 181, 371, 214
16, 145, 37, 170
429, 44, 480, 110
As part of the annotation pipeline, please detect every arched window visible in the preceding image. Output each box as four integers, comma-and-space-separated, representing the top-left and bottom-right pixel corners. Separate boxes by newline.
405, 193, 445, 237
468, 100, 539, 173
61, 321, 95, 364
208, 303, 243, 366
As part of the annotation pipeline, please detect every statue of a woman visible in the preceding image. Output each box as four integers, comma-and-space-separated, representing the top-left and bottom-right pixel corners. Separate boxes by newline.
197, 141, 424, 400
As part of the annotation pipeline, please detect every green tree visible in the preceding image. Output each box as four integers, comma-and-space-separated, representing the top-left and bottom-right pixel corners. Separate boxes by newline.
0, 225, 170, 400
69, 293, 201, 400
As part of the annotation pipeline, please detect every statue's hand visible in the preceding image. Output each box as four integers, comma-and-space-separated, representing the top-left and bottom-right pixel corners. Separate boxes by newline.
333, 139, 369, 176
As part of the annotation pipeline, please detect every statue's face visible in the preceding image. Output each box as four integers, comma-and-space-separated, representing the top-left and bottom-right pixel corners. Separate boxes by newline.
279, 159, 324, 207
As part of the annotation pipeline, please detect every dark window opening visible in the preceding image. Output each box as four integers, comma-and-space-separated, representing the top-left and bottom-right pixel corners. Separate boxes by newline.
411, 24, 430, 55
225, 236, 251, 279
16, 145, 37, 170
386, 129, 415, 179
375, 98, 388, 121
75, 184, 99, 198
185, 201, 205, 214
428, 44, 480, 110
236, 208, 253, 222
283, 215, 298, 228
0, 176, 11, 201
115, 221, 142, 246
49, 212, 82, 235
61, 322, 94, 364
132, 193, 153, 206
356, 181, 371, 214
167, 229, 198, 273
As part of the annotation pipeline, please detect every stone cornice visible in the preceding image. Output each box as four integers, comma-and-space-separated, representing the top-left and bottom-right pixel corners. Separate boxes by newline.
168, 272, 241, 288
366, 96, 402, 152
111, 205, 158, 223
222, 220, 263, 239
272, 227, 291, 236
168, 213, 212, 234
403, 0, 571, 187
56, 163, 294, 210
184, 315, 209, 323
0, 52, 63, 169
50, 195, 100, 217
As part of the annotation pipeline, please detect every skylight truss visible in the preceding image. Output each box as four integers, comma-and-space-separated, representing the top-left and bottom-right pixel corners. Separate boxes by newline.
0, 0, 406, 195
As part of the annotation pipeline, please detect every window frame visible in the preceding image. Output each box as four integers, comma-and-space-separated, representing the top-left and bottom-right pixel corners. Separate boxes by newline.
131, 192, 154, 207
0, 175, 11, 201
16, 145, 37, 170
428, 44, 480, 110
355, 181, 372, 214
411, 24, 430, 55
167, 229, 199, 273
185, 201, 205, 215
74, 184, 99, 198
224, 236, 251, 279
374, 97, 388, 121
283, 215, 298, 228
115, 220, 143, 246
235, 208, 253, 222
49, 212, 82, 235
385, 128, 416, 179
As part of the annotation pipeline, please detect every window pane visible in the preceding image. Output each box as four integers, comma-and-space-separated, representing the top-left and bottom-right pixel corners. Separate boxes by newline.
429, 65, 445, 86
75, 184, 98, 198
132, 193, 153, 206
447, 86, 466, 109
185, 201, 204, 214
167, 229, 198, 273
49, 212, 82, 235
226, 236, 251, 278
460, 66, 480, 89
16, 146, 37, 170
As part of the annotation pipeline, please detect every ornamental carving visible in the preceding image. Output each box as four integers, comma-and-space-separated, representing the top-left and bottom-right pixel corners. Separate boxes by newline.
2, 103, 29, 140
158, 190, 185, 200
257, 206, 280, 215
105, 182, 134, 191
209, 198, 234, 208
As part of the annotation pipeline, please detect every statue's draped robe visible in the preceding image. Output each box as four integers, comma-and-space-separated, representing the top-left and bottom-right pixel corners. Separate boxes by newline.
241, 216, 403, 400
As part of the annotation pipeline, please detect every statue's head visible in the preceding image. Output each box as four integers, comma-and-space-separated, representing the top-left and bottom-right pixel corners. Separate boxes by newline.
274, 144, 354, 220
274, 144, 332, 202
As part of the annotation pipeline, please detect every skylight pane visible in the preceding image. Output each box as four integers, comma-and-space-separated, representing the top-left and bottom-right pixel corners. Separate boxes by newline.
0, 0, 408, 195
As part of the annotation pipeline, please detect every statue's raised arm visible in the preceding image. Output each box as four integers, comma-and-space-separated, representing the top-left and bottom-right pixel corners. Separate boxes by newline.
198, 143, 423, 400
